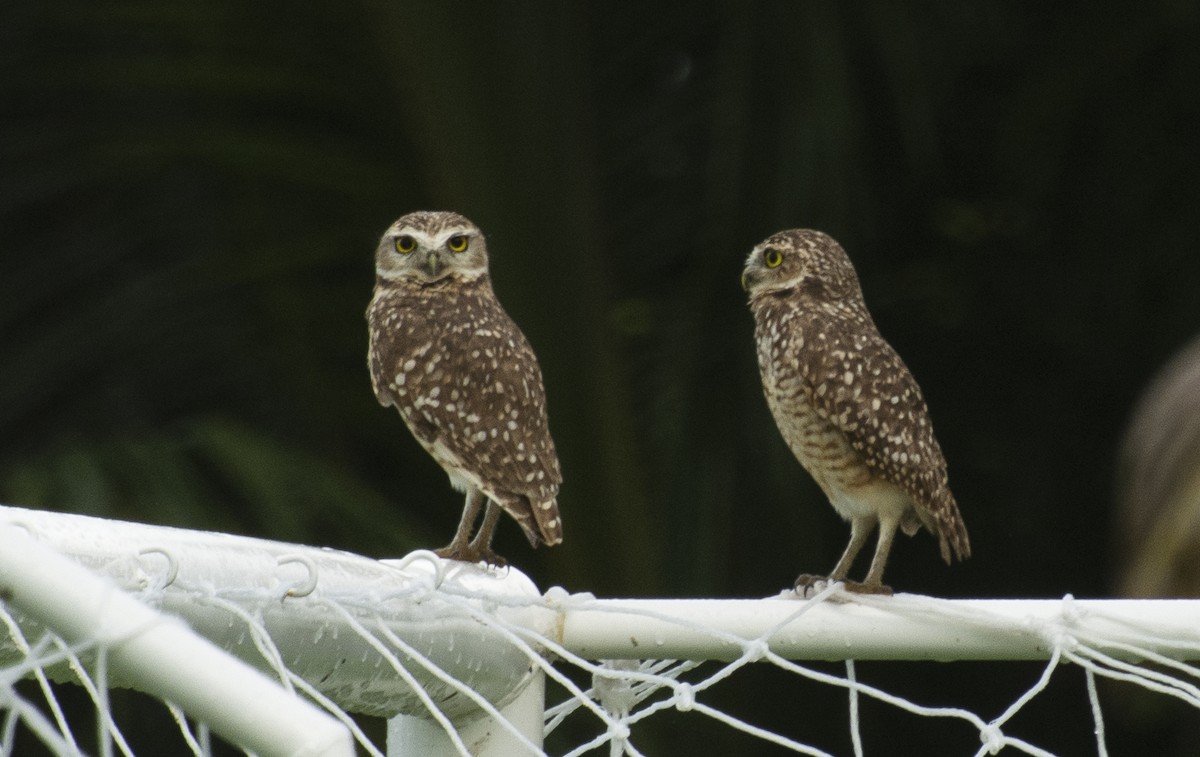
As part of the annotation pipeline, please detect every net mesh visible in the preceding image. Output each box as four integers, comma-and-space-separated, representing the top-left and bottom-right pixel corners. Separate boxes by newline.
0, 618, 221, 756
2, 510, 1200, 756
534, 586, 1200, 757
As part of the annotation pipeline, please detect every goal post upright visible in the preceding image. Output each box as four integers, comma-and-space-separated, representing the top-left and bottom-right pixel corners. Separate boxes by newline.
387, 671, 546, 757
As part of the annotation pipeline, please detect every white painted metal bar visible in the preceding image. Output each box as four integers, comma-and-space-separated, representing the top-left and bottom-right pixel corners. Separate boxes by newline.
0, 504, 546, 722
555, 594, 1200, 662
387, 672, 545, 757
6, 503, 1200, 757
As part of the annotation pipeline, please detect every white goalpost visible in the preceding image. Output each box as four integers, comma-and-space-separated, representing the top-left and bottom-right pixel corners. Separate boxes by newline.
2, 503, 1199, 756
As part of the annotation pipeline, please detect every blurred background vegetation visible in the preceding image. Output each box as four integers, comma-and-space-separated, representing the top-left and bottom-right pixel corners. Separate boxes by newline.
3, 1, 1199, 754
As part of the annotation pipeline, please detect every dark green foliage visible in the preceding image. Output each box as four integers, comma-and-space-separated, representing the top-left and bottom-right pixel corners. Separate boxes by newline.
3, 1, 1199, 753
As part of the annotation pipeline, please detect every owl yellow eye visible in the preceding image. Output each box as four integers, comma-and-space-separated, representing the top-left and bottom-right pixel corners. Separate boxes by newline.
446, 234, 469, 253
395, 235, 416, 254
764, 248, 783, 268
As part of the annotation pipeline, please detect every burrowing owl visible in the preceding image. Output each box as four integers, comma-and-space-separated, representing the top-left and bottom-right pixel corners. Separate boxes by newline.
367, 211, 562, 565
742, 229, 969, 594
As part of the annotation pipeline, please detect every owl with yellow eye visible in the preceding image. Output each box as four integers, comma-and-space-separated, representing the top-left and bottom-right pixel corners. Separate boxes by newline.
367, 210, 563, 565
743, 228, 969, 594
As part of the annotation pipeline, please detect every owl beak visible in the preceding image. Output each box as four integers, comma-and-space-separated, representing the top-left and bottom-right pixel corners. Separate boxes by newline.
425, 251, 443, 277
741, 268, 753, 291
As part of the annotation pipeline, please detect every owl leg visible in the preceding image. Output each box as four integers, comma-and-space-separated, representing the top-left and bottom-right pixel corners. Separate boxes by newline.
795, 516, 874, 595
435, 487, 485, 561
853, 517, 899, 595
465, 502, 506, 567
828, 516, 875, 581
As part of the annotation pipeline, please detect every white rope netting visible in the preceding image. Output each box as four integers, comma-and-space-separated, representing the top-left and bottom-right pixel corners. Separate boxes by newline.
1, 505, 1198, 756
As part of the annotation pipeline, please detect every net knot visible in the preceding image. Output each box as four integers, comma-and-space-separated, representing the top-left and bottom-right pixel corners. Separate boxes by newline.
594, 660, 638, 718
1052, 631, 1079, 653
743, 638, 769, 661
980, 723, 1005, 754
674, 682, 695, 712
1060, 593, 1082, 622
544, 584, 591, 609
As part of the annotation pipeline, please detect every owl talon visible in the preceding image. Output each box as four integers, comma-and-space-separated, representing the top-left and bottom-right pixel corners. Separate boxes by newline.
434, 544, 508, 568
792, 574, 893, 597
478, 549, 507, 568
793, 573, 821, 590
792, 574, 832, 598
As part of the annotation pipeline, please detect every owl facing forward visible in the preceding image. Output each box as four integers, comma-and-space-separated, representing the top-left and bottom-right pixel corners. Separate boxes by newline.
367, 211, 562, 565
742, 229, 969, 594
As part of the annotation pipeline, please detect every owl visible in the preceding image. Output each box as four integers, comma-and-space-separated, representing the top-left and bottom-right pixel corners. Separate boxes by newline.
742, 229, 969, 594
367, 211, 562, 565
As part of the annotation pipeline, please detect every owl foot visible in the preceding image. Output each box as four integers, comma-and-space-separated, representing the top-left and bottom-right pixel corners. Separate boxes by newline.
792, 573, 831, 598
434, 544, 508, 568
840, 579, 893, 596
793, 574, 893, 597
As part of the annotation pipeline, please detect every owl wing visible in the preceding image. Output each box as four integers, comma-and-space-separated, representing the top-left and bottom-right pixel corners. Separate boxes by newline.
802, 318, 969, 562
446, 314, 561, 489
438, 317, 564, 545
369, 285, 562, 546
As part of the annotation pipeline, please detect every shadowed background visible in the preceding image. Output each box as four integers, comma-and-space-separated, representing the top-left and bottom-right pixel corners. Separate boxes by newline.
3, 1, 1199, 754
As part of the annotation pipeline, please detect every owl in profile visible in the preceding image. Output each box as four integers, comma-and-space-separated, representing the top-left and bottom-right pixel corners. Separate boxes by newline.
742, 229, 969, 594
367, 211, 562, 565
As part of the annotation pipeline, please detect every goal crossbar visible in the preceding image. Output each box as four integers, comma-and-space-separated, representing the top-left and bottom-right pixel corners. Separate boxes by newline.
5, 505, 1200, 684
555, 594, 1200, 662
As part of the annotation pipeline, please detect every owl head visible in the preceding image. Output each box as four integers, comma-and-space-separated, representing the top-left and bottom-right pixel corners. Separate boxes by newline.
375, 210, 490, 285
741, 228, 865, 306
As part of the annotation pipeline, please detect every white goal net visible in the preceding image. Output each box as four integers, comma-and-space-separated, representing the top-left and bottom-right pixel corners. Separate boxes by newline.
2, 504, 1199, 756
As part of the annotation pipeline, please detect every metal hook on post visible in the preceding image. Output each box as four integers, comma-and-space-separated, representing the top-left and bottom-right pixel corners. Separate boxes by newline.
277, 554, 319, 599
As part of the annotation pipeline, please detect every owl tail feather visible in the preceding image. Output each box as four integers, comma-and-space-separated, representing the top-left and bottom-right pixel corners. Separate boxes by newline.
916, 487, 971, 565
532, 498, 563, 547
498, 496, 563, 548
935, 500, 971, 564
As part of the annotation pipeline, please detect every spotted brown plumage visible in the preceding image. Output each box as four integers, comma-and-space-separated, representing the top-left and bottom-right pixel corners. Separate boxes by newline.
742, 229, 969, 594
367, 211, 562, 564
